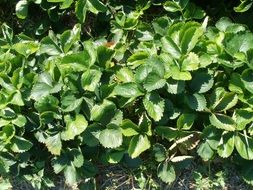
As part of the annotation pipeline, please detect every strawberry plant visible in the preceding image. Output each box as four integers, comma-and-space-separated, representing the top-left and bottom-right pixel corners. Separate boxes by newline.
1, 0, 253, 189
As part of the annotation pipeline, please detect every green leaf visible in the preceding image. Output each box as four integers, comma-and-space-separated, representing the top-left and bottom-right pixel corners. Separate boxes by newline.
164, 1, 181, 12
189, 72, 214, 93
155, 126, 178, 141
106, 151, 125, 164
197, 141, 214, 161
225, 32, 253, 56
98, 125, 123, 148
177, 113, 196, 130
186, 93, 207, 111
120, 119, 139, 137
128, 134, 150, 158
234, 1, 253, 12
229, 73, 244, 94
166, 79, 185, 94
241, 69, 253, 94
170, 66, 192, 81
45, 134, 62, 155
209, 113, 236, 131
10, 136, 33, 153
40, 36, 62, 56
217, 132, 234, 158
114, 82, 143, 98
157, 161, 176, 184
75, 0, 87, 23
31, 72, 62, 100
116, 67, 134, 83
12, 41, 39, 57
213, 92, 238, 112
60, 24, 81, 53
152, 143, 167, 162
235, 109, 253, 130
235, 133, 253, 160
15, 0, 28, 19
143, 92, 165, 121
12, 115, 27, 128
181, 52, 200, 71
64, 164, 77, 185
61, 51, 91, 72
97, 46, 115, 68
61, 114, 88, 141
87, 0, 107, 13
35, 95, 59, 113
61, 95, 83, 112
81, 69, 102, 92
143, 73, 166, 92
91, 100, 116, 122
180, 26, 204, 54
161, 36, 181, 59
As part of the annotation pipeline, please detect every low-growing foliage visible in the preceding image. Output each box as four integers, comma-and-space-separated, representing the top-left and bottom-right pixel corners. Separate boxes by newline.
0, 0, 253, 189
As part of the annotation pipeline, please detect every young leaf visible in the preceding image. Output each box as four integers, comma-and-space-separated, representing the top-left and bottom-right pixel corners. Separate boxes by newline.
128, 134, 150, 158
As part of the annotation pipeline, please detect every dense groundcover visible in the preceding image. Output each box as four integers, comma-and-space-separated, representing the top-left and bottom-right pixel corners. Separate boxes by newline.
1, 0, 253, 189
